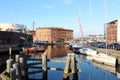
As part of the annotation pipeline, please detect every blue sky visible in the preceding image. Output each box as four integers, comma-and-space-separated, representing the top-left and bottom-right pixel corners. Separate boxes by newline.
0, 0, 120, 38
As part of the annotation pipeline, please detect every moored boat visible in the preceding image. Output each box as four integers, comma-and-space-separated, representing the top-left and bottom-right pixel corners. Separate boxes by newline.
92, 53, 116, 67
24, 45, 45, 54
79, 47, 97, 56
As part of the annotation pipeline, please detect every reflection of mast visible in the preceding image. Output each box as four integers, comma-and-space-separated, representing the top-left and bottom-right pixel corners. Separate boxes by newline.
78, 16, 84, 41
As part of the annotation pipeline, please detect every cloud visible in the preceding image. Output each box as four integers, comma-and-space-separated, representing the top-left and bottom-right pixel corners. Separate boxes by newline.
63, 0, 74, 4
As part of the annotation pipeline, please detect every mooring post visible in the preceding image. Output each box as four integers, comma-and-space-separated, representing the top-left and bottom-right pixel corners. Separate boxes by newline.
10, 68, 16, 80
63, 53, 71, 79
6, 59, 14, 73
9, 47, 12, 59
13, 63, 21, 80
19, 57, 25, 77
19, 51, 27, 69
42, 52, 47, 80
71, 53, 78, 80
71, 53, 77, 73
15, 55, 20, 63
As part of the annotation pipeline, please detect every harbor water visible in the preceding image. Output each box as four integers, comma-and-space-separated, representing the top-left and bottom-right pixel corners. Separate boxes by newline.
0, 44, 120, 80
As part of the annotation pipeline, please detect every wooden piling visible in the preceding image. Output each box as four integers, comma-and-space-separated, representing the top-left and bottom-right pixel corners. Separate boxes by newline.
6, 59, 14, 73
19, 57, 25, 76
9, 47, 12, 59
71, 53, 77, 73
63, 54, 71, 79
71, 53, 78, 80
42, 52, 47, 80
15, 55, 20, 63
64, 54, 71, 74
13, 63, 21, 80
10, 68, 16, 80
19, 51, 27, 69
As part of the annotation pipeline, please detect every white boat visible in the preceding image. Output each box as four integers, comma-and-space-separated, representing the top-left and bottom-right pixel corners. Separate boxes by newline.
71, 43, 83, 52
92, 53, 116, 67
79, 48, 97, 56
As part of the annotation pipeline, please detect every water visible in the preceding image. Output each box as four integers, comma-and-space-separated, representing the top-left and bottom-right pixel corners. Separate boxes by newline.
1, 45, 120, 80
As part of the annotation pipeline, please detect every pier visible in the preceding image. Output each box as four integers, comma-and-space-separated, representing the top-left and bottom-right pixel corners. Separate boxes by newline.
0, 51, 81, 80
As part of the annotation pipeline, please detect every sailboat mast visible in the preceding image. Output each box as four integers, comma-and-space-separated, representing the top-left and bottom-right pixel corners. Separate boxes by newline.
78, 16, 84, 41
104, 0, 108, 54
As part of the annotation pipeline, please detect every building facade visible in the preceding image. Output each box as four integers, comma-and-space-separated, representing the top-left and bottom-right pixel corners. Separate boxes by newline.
0, 24, 27, 31
35, 27, 73, 43
106, 19, 120, 43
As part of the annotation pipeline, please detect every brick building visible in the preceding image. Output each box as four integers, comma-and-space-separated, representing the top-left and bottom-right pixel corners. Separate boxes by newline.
35, 27, 73, 43
106, 19, 120, 43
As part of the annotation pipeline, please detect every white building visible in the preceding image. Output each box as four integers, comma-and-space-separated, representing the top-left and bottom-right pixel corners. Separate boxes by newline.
0, 23, 27, 31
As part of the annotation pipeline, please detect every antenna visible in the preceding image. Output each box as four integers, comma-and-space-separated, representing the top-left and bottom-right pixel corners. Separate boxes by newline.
33, 21, 35, 30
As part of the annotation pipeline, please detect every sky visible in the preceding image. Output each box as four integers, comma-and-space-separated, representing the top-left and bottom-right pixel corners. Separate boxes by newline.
0, 0, 120, 38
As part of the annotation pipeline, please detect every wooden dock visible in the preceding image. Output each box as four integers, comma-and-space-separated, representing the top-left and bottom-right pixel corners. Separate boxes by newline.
0, 51, 81, 80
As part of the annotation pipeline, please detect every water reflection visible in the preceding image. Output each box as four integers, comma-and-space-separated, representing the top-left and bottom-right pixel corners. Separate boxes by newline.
79, 54, 120, 80
1, 45, 120, 80
32, 45, 73, 59
45, 45, 72, 58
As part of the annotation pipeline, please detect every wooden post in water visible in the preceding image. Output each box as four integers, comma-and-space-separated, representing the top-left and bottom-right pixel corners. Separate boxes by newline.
9, 47, 12, 59
63, 53, 71, 80
19, 51, 27, 66
6, 59, 14, 73
71, 53, 78, 80
15, 55, 20, 63
10, 68, 16, 80
13, 63, 21, 80
42, 52, 47, 80
19, 57, 25, 77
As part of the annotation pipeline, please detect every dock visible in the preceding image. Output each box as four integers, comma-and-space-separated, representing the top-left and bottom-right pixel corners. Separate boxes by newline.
0, 51, 81, 80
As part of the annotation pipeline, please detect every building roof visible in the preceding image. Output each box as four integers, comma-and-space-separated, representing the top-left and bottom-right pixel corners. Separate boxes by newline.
36, 27, 73, 31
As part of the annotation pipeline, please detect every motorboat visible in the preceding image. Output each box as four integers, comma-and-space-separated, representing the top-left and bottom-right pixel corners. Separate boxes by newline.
79, 47, 97, 56
24, 45, 45, 54
92, 52, 116, 67
71, 43, 83, 52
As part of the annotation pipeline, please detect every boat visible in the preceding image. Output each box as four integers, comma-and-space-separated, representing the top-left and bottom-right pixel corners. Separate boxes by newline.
84, 0, 116, 67
24, 45, 45, 54
71, 43, 83, 52
92, 53, 116, 66
79, 47, 97, 56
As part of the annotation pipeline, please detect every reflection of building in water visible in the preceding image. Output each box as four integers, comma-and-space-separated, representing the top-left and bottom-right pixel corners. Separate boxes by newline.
45, 45, 69, 58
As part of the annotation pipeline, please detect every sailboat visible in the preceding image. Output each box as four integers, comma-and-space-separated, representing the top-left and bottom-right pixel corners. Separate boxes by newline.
79, 0, 116, 67
91, 0, 116, 67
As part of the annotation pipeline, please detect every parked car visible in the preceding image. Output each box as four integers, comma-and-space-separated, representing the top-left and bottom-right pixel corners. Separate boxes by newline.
107, 43, 120, 49
114, 44, 120, 50
96, 42, 106, 48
